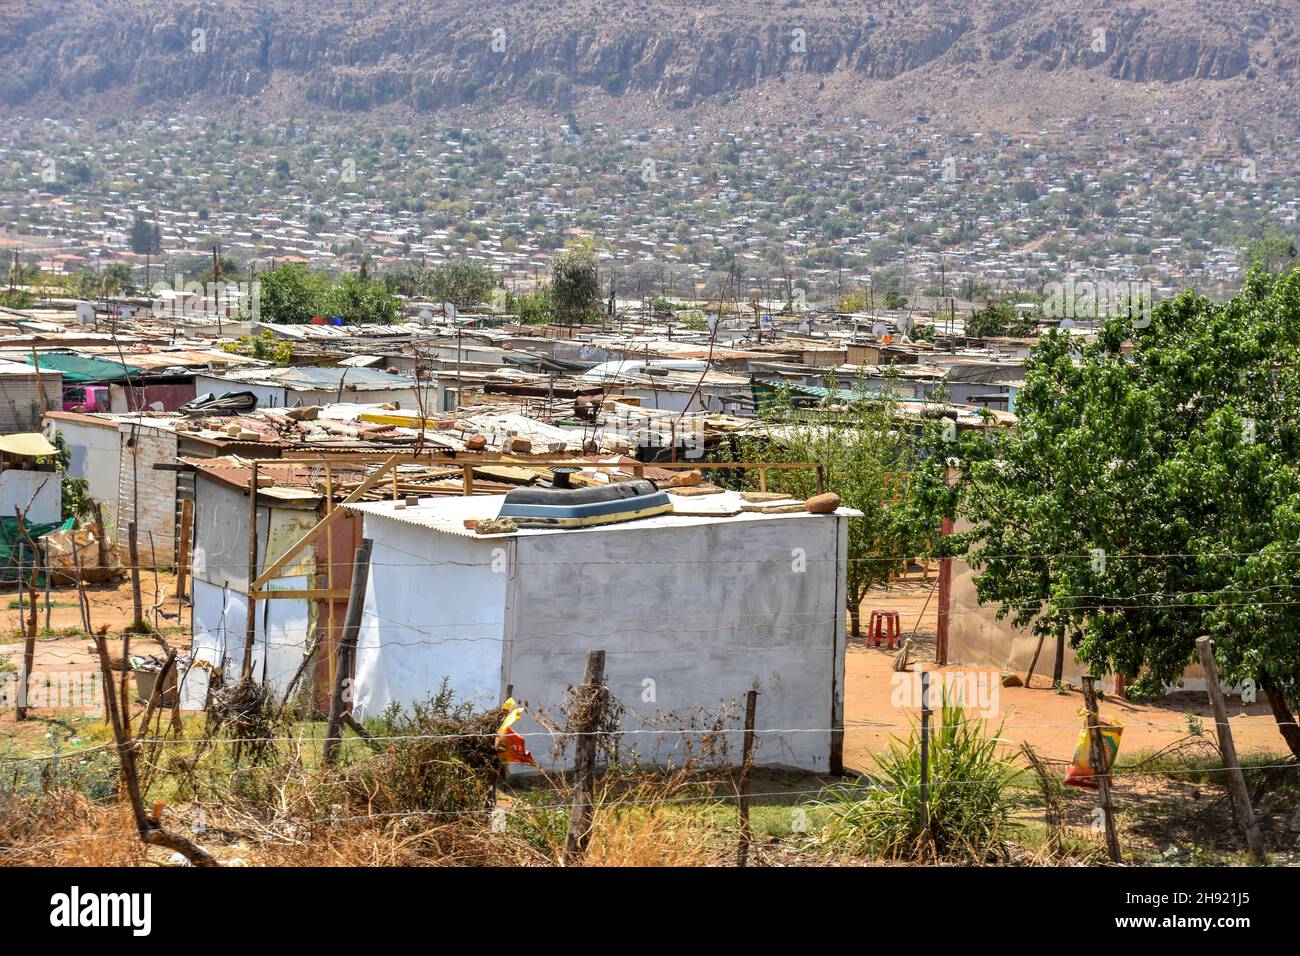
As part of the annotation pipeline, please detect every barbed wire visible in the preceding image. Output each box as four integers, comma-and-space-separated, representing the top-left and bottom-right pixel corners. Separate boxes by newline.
3, 715, 1295, 764
35, 543, 1300, 575
2, 757, 1294, 859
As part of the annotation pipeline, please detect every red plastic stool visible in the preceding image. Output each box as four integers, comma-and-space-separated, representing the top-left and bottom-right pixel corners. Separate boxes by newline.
868, 610, 900, 649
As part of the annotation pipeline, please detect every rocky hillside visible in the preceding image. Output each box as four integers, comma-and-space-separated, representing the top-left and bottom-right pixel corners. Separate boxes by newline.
2, 0, 1296, 128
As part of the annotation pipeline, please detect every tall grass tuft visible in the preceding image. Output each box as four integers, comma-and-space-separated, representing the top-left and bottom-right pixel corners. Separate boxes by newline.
820, 692, 1020, 862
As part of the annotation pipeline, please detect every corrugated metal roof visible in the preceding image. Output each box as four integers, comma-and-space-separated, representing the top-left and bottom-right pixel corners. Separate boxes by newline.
215, 366, 417, 391
185, 455, 367, 493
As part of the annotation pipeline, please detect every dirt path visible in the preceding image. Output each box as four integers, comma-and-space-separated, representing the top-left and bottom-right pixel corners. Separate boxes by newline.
843, 578, 1294, 772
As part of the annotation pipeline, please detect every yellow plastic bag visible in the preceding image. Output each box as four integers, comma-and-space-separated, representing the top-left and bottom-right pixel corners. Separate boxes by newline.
1064, 708, 1122, 789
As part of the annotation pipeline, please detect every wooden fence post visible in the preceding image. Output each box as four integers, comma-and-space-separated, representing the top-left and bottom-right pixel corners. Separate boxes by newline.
737, 689, 759, 867
14, 510, 39, 721
128, 520, 144, 630
919, 669, 932, 851
176, 498, 194, 610
91, 501, 109, 567
564, 649, 607, 865
324, 539, 374, 767
91, 633, 218, 866
1082, 676, 1122, 864
1196, 636, 1266, 863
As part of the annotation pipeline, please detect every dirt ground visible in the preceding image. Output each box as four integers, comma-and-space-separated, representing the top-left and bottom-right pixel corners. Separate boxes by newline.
0, 575, 186, 736
0, 572, 1293, 768
844, 577, 1294, 772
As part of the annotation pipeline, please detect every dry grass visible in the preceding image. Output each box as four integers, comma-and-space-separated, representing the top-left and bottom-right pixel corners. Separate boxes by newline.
248, 818, 528, 867
582, 803, 721, 866
0, 791, 147, 866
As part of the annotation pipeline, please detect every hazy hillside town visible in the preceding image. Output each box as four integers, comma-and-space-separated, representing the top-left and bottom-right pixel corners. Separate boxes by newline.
0, 0, 1297, 921
3, 113, 1296, 308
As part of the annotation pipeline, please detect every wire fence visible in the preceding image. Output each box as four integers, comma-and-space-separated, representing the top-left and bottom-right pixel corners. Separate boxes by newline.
4, 542, 1299, 864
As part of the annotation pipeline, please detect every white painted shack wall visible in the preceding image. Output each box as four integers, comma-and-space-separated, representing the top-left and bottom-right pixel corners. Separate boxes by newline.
616, 385, 692, 414
189, 375, 414, 410
182, 574, 311, 709
351, 522, 507, 719
184, 474, 319, 708
293, 386, 416, 408
0, 469, 61, 524
48, 418, 120, 531
503, 515, 847, 772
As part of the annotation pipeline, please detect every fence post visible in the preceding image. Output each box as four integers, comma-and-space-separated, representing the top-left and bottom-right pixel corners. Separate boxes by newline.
14, 510, 39, 721
324, 539, 374, 767
176, 497, 194, 611
1082, 676, 1122, 864
737, 689, 759, 866
919, 669, 931, 851
128, 520, 144, 631
91, 633, 218, 866
564, 649, 607, 865
1195, 636, 1266, 863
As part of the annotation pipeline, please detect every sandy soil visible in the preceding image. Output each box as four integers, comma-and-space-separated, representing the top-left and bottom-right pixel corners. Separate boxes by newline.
843, 578, 1293, 772
1, 572, 1293, 768
0, 575, 186, 733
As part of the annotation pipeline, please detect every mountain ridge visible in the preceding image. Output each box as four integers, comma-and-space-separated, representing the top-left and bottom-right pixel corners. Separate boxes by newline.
2, 0, 1295, 132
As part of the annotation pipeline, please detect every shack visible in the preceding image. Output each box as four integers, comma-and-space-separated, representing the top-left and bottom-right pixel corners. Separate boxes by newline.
179, 458, 364, 711
0, 360, 61, 433
343, 493, 853, 772
44, 411, 121, 532
0, 432, 61, 524
192, 366, 420, 410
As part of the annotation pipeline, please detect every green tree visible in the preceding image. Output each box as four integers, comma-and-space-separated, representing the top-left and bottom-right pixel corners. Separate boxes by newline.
257, 264, 325, 324
733, 370, 928, 636
103, 262, 134, 294
551, 242, 600, 324
928, 267, 1300, 757
425, 260, 496, 309
221, 330, 294, 365
965, 302, 1036, 339
322, 272, 399, 324
1236, 225, 1297, 274
508, 287, 553, 324
129, 214, 161, 256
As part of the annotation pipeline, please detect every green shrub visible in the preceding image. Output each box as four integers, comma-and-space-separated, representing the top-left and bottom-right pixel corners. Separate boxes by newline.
344, 681, 503, 816
819, 693, 1020, 861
